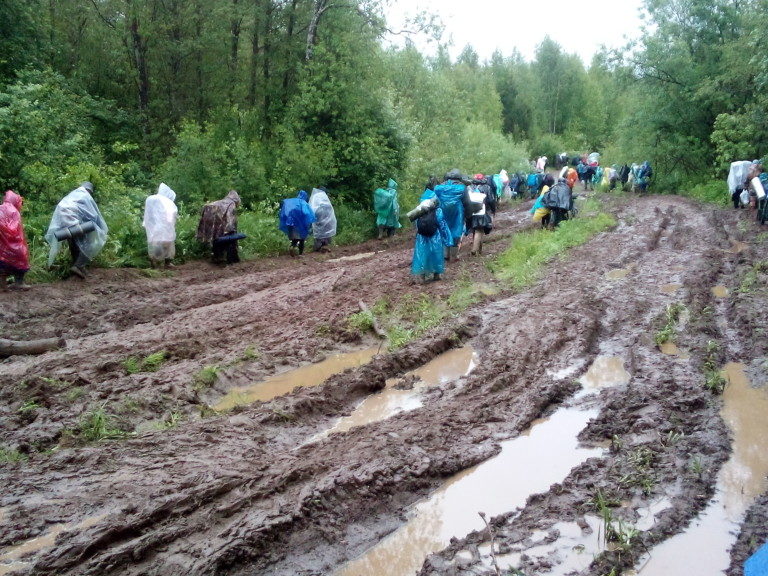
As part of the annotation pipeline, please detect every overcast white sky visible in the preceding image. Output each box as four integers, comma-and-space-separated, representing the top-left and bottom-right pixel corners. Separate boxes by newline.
383, 0, 648, 65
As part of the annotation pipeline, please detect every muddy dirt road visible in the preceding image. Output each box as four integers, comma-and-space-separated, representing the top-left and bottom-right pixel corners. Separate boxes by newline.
1, 192, 767, 575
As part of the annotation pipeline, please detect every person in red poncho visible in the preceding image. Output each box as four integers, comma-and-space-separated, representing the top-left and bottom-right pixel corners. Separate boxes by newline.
0, 190, 31, 290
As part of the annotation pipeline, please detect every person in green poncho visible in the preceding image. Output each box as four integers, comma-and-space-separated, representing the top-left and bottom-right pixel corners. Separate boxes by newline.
373, 178, 402, 239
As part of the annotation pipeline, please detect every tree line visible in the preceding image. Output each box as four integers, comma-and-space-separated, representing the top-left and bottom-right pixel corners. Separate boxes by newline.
0, 0, 765, 275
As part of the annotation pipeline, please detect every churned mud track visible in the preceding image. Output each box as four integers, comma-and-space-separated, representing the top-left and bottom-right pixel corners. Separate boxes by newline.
1, 195, 766, 575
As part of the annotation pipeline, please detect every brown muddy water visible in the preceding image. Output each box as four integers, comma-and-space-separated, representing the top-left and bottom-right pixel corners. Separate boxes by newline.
334, 354, 634, 576
315, 346, 477, 439
636, 363, 768, 575
326, 251, 378, 263
214, 347, 381, 411
0, 514, 106, 575
606, 268, 631, 280
660, 283, 682, 294
711, 285, 730, 298
333, 407, 603, 576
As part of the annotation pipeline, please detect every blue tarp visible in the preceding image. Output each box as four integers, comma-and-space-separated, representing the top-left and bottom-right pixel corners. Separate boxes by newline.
746, 541, 768, 576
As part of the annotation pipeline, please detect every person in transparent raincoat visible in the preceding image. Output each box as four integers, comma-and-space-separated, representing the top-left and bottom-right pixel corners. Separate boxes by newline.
309, 187, 337, 252
373, 179, 402, 239
411, 188, 453, 283
45, 182, 108, 279
143, 183, 178, 268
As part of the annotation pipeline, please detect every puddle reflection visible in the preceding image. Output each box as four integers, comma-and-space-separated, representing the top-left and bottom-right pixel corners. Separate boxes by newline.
215, 347, 380, 411
637, 363, 768, 575
333, 407, 603, 576
316, 347, 476, 439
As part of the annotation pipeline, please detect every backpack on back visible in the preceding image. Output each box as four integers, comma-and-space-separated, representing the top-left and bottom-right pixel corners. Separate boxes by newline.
416, 209, 439, 236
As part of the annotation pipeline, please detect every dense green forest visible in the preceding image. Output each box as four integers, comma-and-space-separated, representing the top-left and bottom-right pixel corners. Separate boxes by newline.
1, 0, 767, 277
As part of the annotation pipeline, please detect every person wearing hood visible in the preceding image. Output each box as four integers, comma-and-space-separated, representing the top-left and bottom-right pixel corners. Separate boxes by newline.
433, 169, 467, 261
196, 189, 242, 264
309, 187, 337, 252
411, 185, 454, 282
45, 182, 108, 279
373, 179, 402, 239
279, 190, 316, 256
465, 174, 496, 256
0, 190, 31, 290
143, 183, 178, 268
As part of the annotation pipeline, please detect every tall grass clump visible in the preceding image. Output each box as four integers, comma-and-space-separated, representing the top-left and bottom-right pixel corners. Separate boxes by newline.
489, 212, 616, 289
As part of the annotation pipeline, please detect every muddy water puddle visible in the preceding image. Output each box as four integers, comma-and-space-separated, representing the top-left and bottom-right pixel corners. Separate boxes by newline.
637, 363, 768, 575
579, 356, 631, 390
711, 285, 730, 298
214, 347, 380, 411
313, 346, 477, 440
327, 251, 377, 263
333, 407, 603, 576
661, 283, 682, 294
606, 268, 631, 280
0, 514, 106, 575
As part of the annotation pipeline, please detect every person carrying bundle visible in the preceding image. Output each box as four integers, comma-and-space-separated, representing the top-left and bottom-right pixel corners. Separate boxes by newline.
45, 182, 108, 279
409, 185, 453, 283
196, 190, 243, 265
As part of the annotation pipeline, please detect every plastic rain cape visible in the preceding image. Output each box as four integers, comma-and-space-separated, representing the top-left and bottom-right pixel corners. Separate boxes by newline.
45, 187, 108, 266
433, 180, 466, 239
373, 179, 401, 228
279, 191, 316, 239
0, 191, 30, 270
143, 183, 178, 244
411, 190, 453, 276
728, 161, 753, 193
309, 188, 337, 239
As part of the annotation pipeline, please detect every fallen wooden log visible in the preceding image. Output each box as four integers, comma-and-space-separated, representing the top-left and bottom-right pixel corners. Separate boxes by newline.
0, 337, 66, 357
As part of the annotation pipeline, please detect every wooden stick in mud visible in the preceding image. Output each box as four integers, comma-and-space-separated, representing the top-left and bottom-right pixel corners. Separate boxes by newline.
0, 337, 66, 357
358, 300, 386, 339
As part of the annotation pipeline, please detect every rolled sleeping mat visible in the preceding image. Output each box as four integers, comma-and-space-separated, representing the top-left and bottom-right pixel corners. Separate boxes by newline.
406, 197, 438, 221
751, 177, 766, 199
53, 221, 97, 241
215, 232, 247, 242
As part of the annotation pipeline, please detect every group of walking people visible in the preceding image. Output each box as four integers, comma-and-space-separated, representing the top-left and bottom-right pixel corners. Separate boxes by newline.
409, 169, 498, 283
277, 187, 337, 256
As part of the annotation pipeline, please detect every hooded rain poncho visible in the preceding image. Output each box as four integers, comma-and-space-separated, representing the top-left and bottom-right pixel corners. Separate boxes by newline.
196, 190, 241, 244
0, 190, 30, 271
143, 183, 178, 244
433, 179, 466, 240
373, 179, 402, 229
45, 186, 108, 266
411, 190, 453, 276
309, 188, 337, 240
728, 161, 753, 193
279, 190, 316, 239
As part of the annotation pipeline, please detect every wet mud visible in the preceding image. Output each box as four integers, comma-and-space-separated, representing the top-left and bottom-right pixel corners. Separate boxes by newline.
1, 194, 767, 575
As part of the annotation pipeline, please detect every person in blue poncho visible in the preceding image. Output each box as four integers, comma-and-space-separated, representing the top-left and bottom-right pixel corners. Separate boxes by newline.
433, 169, 467, 261
373, 179, 402, 239
278, 190, 316, 256
411, 186, 454, 282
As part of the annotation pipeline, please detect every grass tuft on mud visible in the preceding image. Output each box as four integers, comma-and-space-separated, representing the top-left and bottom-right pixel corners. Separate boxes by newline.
123, 351, 167, 374
489, 212, 616, 289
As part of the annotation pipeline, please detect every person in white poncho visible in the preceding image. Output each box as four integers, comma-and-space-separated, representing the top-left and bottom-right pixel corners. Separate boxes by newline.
45, 182, 108, 279
143, 183, 179, 268
309, 187, 337, 252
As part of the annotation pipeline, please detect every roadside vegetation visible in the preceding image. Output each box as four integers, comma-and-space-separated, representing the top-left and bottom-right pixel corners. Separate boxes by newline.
4, 1, 766, 281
